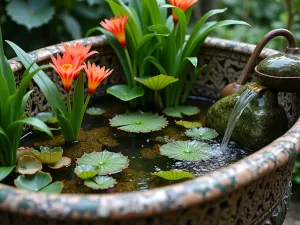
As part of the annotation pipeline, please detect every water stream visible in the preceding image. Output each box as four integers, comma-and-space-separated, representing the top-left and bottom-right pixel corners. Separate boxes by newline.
220, 89, 258, 150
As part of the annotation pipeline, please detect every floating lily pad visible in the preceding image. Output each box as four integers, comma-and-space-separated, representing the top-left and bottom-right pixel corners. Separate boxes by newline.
107, 85, 144, 101
14, 171, 63, 193
0, 166, 15, 181
175, 120, 202, 128
135, 75, 178, 90
160, 140, 213, 161
17, 147, 35, 161
110, 111, 168, 133
75, 165, 100, 179
163, 106, 200, 118
152, 170, 195, 180
48, 157, 71, 169
86, 107, 105, 116
35, 112, 58, 124
84, 176, 116, 190
185, 127, 218, 140
77, 151, 129, 175
32, 146, 63, 164
16, 155, 42, 175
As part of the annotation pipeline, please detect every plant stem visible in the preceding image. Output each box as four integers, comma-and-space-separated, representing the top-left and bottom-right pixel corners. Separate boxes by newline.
125, 48, 135, 87
67, 92, 72, 120
83, 95, 91, 116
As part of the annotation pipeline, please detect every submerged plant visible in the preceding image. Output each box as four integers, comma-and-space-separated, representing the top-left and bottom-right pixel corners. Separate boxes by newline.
89, 0, 248, 108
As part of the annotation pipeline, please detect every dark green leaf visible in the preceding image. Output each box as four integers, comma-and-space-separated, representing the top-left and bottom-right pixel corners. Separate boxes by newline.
107, 85, 144, 101
0, 166, 15, 181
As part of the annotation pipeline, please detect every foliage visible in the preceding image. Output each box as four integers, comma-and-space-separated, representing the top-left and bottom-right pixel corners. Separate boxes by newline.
90, 0, 248, 108
175, 120, 202, 128
84, 175, 117, 190
86, 107, 105, 116
152, 170, 194, 180
107, 85, 144, 101
75, 165, 100, 179
0, 27, 52, 170
292, 154, 300, 184
48, 157, 71, 169
163, 105, 200, 118
16, 155, 42, 175
32, 147, 63, 164
185, 127, 219, 140
0, 166, 15, 182
109, 111, 168, 133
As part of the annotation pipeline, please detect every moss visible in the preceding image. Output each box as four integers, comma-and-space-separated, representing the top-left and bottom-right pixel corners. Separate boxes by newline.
206, 83, 288, 150
98, 136, 119, 147
63, 141, 102, 159
33, 135, 65, 149
141, 145, 161, 159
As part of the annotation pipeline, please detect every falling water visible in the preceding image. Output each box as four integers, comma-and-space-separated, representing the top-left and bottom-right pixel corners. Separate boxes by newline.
220, 89, 258, 150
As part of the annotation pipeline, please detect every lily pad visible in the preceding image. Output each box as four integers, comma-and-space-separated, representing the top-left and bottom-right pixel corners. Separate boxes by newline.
75, 165, 100, 179
84, 176, 116, 190
49, 157, 71, 169
185, 127, 218, 140
107, 85, 144, 101
32, 146, 63, 164
86, 107, 105, 116
0, 166, 15, 181
16, 155, 42, 175
160, 140, 213, 161
17, 147, 35, 161
175, 120, 202, 128
135, 75, 178, 91
152, 170, 195, 180
110, 111, 168, 133
163, 106, 200, 118
35, 112, 58, 124
14, 171, 63, 193
77, 151, 129, 175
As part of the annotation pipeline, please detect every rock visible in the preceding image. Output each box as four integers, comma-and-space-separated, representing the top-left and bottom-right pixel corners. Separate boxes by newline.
206, 84, 288, 150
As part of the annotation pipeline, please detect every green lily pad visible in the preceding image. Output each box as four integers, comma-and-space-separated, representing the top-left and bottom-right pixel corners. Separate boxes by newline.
175, 120, 202, 128
35, 112, 58, 124
16, 155, 42, 175
14, 171, 63, 193
77, 151, 129, 175
84, 176, 116, 190
0, 166, 15, 182
160, 140, 213, 161
86, 107, 105, 116
135, 75, 178, 91
75, 165, 100, 179
110, 111, 168, 133
107, 85, 144, 101
163, 106, 200, 118
185, 127, 219, 140
32, 146, 63, 164
48, 157, 71, 169
152, 170, 195, 180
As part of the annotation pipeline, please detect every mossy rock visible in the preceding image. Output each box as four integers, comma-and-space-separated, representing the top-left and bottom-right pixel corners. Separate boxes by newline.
206, 83, 288, 150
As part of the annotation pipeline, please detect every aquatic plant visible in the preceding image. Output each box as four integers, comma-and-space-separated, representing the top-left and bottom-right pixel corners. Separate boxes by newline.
160, 140, 213, 161
16, 155, 42, 175
110, 111, 168, 133
185, 127, 219, 140
48, 157, 71, 169
86, 107, 105, 116
163, 105, 200, 118
75, 165, 100, 179
8, 41, 113, 143
0, 27, 52, 175
89, 0, 248, 108
14, 171, 63, 193
32, 146, 63, 164
84, 175, 117, 190
175, 120, 202, 128
152, 170, 194, 180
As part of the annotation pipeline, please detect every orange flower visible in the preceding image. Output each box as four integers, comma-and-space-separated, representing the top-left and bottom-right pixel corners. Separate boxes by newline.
50, 54, 84, 93
84, 62, 114, 95
100, 15, 129, 48
169, 0, 198, 24
61, 43, 98, 64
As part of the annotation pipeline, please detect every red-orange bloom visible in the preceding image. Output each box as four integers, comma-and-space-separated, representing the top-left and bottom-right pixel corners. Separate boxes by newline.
50, 54, 84, 93
100, 15, 129, 48
61, 43, 98, 64
169, 0, 198, 24
84, 62, 114, 95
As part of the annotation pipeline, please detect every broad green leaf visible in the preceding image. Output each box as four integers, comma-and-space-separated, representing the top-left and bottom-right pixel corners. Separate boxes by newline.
86, 107, 105, 116
32, 147, 63, 164
0, 166, 15, 181
135, 75, 178, 91
160, 140, 213, 161
35, 112, 58, 124
48, 157, 71, 169
152, 170, 194, 180
75, 165, 100, 179
16, 155, 42, 175
84, 175, 116, 190
163, 106, 200, 118
77, 151, 129, 175
6, 0, 55, 30
175, 120, 202, 129
40, 181, 63, 193
14, 171, 52, 192
60, 12, 82, 39
107, 85, 144, 101
110, 111, 168, 133
144, 0, 163, 25
185, 127, 219, 140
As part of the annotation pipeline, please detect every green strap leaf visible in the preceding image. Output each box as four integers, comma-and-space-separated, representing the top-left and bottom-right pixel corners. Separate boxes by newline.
140, 56, 167, 77
56, 110, 75, 142
0, 166, 15, 182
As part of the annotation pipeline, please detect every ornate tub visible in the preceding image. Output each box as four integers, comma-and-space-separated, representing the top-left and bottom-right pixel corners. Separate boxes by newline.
0, 36, 299, 225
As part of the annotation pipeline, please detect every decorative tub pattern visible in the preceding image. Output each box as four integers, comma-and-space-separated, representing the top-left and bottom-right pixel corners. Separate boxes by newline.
0, 36, 299, 225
